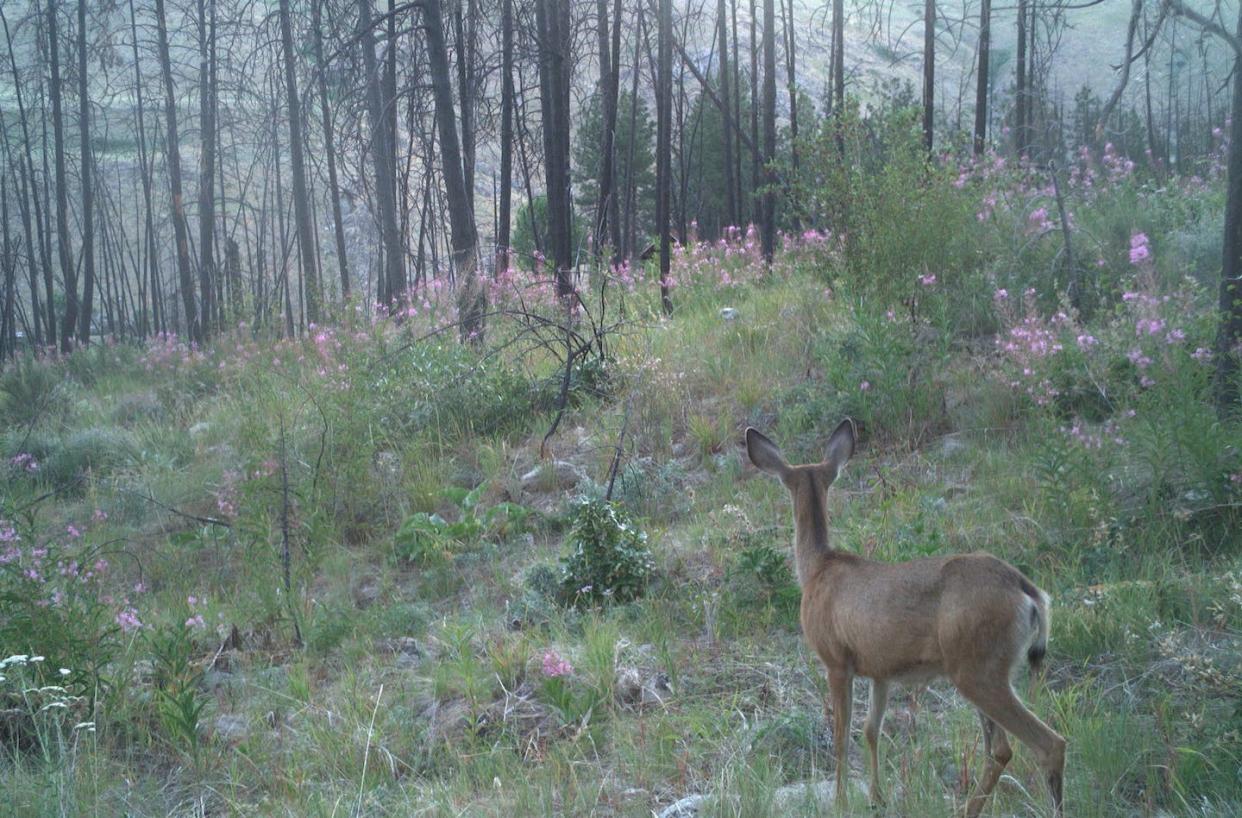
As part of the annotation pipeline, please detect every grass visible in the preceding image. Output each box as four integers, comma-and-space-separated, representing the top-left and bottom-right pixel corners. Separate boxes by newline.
3, 163, 1242, 816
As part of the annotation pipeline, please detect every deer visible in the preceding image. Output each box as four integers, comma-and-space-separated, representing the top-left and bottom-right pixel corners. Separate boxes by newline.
745, 420, 1065, 817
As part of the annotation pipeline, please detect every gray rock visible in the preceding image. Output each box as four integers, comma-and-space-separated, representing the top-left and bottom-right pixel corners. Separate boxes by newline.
719, 307, 738, 321
657, 794, 707, 818
213, 714, 249, 743
520, 460, 587, 492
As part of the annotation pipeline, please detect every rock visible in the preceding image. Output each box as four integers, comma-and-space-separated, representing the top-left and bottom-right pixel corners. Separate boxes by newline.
213, 714, 249, 744
773, 779, 870, 810
520, 460, 587, 492
614, 667, 643, 705
641, 672, 673, 707
353, 577, 381, 609
657, 794, 707, 818
188, 422, 211, 439
719, 307, 738, 321
384, 637, 424, 668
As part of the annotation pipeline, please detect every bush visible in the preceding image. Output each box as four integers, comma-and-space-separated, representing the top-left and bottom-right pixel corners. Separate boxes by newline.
0, 355, 69, 429
43, 427, 138, 488
557, 497, 653, 607
0, 510, 134, 701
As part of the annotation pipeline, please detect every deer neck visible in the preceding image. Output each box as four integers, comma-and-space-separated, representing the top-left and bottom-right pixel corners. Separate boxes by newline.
792, 483, 833, 587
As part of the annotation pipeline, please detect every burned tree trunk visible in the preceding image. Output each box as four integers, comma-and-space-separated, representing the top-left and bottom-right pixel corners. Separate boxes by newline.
155, 0, 199, 343
421, 0, 483, 338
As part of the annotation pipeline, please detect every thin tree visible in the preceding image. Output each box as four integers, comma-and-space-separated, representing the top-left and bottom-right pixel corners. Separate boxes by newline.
760, 0, 776, 262
48, 0, 79, 352
198, 0, 218, 335
313, 0, 350, 299
536, 0, 575, 297
358, 0, 402, 309
75, 0, 94, 343
1165, 0, 1242, 414
279, 0, 320, 325
973, 0, 991, 154
922, 0, 935, 153
155, 0, 199, 342
421, 0, 483, 338
656, 0, 672, 314
498, 0, 514, 273
1016, 0, 1028, 156
717, 0, 737, 229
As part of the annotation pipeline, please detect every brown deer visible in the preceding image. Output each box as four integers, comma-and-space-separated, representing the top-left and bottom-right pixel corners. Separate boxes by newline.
745, 420, 1064, 817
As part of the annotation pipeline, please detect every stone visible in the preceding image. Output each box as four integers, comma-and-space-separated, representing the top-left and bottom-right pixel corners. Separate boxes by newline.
657, 794, 707, 818
520, 460, 587, 492
719, 307, 738, 321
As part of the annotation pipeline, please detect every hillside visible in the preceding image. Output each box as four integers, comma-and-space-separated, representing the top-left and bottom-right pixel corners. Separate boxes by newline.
3, 127, 1241, 816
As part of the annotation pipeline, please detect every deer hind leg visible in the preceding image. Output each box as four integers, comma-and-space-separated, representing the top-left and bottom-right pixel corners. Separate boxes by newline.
863, 679, 889, 806
826, 668, 854, 809
958, 679, 1065, 818
964, 711, 1012, 818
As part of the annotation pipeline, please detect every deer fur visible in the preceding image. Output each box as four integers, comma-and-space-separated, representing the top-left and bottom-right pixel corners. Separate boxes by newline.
746, 420, 1065, 817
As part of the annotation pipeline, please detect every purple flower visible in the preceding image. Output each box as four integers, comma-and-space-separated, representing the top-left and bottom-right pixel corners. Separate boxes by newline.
541, 650, 574, 678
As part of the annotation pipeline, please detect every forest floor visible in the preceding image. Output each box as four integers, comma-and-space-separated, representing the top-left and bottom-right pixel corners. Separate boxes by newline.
3, 201, 1242, 815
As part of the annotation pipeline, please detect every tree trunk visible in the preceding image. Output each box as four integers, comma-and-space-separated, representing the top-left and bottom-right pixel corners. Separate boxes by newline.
782, 0, 798, 227
832, 0, 844, 114
75, 0, 94, 344
197, 0, 218, 336
656, 0, 672, 314
422, 0, 483, 339
973, 0, 991, 154
358, 0, 403, 310
279, 0, 320, 325
717, 0, 737, 229
453, 0, 477, 211
48, 0, 79, 352
498, 0, 514, 273
312, 0, 350, 299
155, 0, 199, 343
1016, 0, 1027, 157
750, 0, 761, 223
536, 0, 574, 297
922, 0, 935, 154
760, 0, 776, 262
595, 0, 620, 256
1214, 4, 1242, 414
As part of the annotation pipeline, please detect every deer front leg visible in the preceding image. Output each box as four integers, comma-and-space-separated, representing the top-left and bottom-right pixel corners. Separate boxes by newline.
864, 679, 889, 806
826, 668, 853, 810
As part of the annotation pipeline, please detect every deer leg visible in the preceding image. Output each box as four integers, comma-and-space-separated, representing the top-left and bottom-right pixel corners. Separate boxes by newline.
863, 679, 889, 806
958, 680, 1065, 818
826, 668, 853, 810
964, 711, 1012, 818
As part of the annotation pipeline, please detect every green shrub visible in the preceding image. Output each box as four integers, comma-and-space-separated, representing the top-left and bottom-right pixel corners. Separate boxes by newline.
0, 510, 131, 701
43, 427, 138, 487
0, 355, 69, 429
557, 497, 653, 607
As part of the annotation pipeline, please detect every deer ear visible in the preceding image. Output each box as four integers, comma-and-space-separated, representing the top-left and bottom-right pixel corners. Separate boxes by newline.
746, 428, 790, 478
824, 419, 856, 477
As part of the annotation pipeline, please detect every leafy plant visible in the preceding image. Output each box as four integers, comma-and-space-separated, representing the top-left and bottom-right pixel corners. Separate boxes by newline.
557, 497, 653, 607
394, 486, 534, 564
147, 621, 209, 763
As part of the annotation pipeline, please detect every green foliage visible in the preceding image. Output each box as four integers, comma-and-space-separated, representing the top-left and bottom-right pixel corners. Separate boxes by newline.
0, 512, 125, 695
0, 355, 68, 429
394, 485, 534, 565
43, 427, 138, 488
374, 342, 535, 440
557, 497, 653, 607
147, 621, 209, 762
572, 88, 658, 244
510, 195, 588, 272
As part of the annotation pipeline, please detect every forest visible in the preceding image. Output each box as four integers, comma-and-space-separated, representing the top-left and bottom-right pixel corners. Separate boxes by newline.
1, 0, 1240, 815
